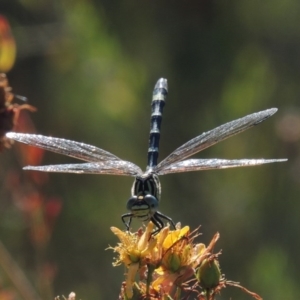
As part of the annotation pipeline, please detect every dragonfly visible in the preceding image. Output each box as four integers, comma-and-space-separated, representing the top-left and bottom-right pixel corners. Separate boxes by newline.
6, 78, 287, 233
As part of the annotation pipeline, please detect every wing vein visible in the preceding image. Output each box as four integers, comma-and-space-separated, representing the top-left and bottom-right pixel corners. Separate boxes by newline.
155, 108, 278, 172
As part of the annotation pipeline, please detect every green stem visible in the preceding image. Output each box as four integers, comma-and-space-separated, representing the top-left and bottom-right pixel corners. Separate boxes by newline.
175, 286, 181, 300
146, 264, 155, 297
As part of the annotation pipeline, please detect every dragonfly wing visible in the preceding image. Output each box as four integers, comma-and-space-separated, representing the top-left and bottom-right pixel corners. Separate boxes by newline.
6, 132, 121, 162
157, 158, 287, 175
156, 108, 278, 172
23, 160, 143, 176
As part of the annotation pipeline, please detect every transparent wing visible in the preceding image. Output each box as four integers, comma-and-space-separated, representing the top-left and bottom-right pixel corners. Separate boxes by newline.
23, 160, 143, 176
157, 158, 287, 175
6, 132, 121, 162
156, 108, 278, 173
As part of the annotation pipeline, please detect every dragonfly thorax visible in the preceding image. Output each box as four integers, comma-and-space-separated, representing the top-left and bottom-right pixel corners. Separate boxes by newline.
131, 173, 161, 200
5, 78, 286, 234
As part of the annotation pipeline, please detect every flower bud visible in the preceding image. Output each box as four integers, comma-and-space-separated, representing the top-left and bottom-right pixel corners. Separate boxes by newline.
196, 258, 221, 289
163, 253, 181, 272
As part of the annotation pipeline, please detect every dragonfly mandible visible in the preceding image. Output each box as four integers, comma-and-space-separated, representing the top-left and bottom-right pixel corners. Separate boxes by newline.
6, 78, 287, 233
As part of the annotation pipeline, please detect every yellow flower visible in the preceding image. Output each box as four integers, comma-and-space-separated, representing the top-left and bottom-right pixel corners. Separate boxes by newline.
151, 226, 198, 294
111, 222, 157, 265
152, 229, 220, 296
110, 224, 217, 298
110, 222, 158, 298
110, 225, 262, 300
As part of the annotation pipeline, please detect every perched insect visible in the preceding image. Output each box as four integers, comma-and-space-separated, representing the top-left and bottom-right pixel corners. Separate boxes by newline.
6, 78, 287, 233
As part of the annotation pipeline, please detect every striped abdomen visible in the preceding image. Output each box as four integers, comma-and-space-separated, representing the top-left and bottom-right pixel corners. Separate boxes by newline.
147, 78, 168, 169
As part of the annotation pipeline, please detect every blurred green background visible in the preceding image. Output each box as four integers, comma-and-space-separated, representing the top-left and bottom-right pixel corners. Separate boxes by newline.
0, 0, 299, 299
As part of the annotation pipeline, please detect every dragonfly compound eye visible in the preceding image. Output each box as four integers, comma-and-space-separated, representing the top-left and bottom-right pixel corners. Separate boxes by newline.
5, 78, 287, 233
126, 196, 138, 210
144, 195, 159, 211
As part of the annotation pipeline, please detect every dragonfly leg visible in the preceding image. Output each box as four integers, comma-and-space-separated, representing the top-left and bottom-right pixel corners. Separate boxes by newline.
151, 211, 176, 235
121, 213, 133, 231
150, 215, 164, 235
155, 211, 176, 229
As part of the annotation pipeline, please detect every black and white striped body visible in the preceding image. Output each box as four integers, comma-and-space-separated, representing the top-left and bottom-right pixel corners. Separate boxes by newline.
5, 78, 287, 234
122, 79, 174, 232
147, 79, 167, 169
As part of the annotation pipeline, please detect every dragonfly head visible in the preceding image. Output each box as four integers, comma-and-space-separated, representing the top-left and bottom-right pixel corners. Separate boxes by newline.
126, 194, 159, 222
125, 173, 161, 222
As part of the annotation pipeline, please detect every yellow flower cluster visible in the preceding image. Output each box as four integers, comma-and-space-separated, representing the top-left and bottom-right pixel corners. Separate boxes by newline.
110, 222, 221, 299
